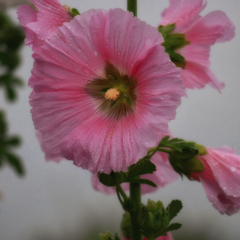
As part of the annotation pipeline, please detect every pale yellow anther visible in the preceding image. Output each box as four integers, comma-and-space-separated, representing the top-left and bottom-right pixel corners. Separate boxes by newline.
105, 88, 120, 101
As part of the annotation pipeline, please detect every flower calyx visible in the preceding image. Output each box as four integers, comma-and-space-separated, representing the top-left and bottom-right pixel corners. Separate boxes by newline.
169, 141, 206, 178
63, 5, 80, 17
158, 24, 190, 69
137, 199, 182, 239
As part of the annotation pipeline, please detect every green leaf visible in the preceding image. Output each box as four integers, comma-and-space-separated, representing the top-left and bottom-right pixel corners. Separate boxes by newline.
155, 223, 182, 238
166, 200, 183, 221
6, 152, 25, 176
0, 111, 7, 135
126, 177, 157, 187
127, 157, 156, 178
5, 136, 21, 146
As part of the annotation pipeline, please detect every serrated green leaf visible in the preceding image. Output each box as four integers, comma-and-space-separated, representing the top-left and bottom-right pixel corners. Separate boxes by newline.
166, 200, 183, 221
6, 152, 24, 176
127, 157, 156, 178
126, 178, 157, 187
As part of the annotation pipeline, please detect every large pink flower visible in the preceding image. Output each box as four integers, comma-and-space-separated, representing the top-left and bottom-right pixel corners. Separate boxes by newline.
159, 0, 235, 91
190, 147, 240, 215
29, 8, 184, 174
17, 0, 72, 54
92, 150, 179, 194
122, 232, 173, 240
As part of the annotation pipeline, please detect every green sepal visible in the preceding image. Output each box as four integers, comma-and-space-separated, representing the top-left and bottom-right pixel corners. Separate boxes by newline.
98, 171, 129, 187
158, 23, 190, 69
121, 212, 131, 239
125, 177, 157, 187
99, 232, 120, 240
127, 157, 156, 178
158, 24, 175, 39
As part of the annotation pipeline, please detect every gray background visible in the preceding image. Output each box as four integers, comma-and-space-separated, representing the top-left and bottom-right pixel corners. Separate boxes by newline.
0, 0, 240, 239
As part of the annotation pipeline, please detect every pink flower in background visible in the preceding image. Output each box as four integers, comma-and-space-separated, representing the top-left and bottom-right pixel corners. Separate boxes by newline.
92, 150, 179, 194
29, 8, 183, 174
122, 232, 173, 240
159, 0, 235, 91
17, 0, 72, 54
190, 147, 240, 215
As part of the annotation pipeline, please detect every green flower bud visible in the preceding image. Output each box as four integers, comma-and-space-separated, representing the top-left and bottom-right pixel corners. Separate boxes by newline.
98, 171, 129, 187
121, 212, 131, 239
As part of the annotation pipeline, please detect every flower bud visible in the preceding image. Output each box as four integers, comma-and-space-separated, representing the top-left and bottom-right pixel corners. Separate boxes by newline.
98, 171, 129, 187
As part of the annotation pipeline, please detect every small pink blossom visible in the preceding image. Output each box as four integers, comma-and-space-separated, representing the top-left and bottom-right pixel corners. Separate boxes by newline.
92, 150, 179, 194
190, 147, 240, 215
160, 0, 235, 91
122, 232, 173, 240
17, 0, 72, 54
29, 8, 184, 174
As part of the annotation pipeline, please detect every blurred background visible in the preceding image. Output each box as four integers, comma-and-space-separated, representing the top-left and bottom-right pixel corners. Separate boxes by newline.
0, 0, 240, 239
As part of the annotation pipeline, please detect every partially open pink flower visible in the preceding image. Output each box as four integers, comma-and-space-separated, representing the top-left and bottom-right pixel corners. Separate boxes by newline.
122, 232, 173, 240
159, 0, 235, 91
17, 0, 72, 54
92, 150, 179, 194
190, 147, 240, 215
29, 8, 183, 174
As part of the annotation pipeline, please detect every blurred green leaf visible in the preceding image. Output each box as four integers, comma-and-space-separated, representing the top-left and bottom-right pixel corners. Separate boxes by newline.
6, 152, 25, 176
167, 200, 183, 222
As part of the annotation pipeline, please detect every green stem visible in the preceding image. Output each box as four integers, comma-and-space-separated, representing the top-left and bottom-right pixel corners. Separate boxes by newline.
116, 184, 128, 202
127, 0, 137, 17
130, 176, 141, 240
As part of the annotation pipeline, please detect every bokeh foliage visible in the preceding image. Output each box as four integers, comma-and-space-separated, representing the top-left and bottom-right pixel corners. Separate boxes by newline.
0, 10, 25, 176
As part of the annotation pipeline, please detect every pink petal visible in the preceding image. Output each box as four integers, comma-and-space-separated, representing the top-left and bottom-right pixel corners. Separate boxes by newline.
197, 147, 240, 215
181, 61, 224, 91
35, 130, 62, 163
17, 0, 72, 54
185, 10, 235, 44
205, 148, 240, 198
160, 0, 206, 32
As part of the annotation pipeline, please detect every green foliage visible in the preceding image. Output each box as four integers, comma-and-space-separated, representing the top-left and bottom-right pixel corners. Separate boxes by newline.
138, 199, 182, 240
99, 232, 121, 240
0, 111, 24, 176
121, 212, 131, 239
166, 200, 183, 222
98, 171, 129, 187
159, 24, 190, 69
0, 11, 24, 102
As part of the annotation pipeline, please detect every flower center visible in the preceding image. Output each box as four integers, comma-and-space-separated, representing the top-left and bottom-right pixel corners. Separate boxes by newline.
85, 63, 137, 119
105, 88, 121, 101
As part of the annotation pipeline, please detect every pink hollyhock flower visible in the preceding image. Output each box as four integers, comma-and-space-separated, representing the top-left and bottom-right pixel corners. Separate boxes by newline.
122, 232, 173, 240
190, 147, 240, 215
29, 8, 184, 174
17, 0, 72, 54
159, 0, 235, 91
92, 150, 179, 194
